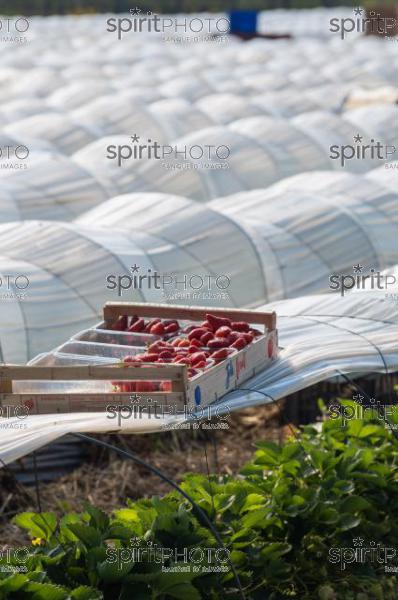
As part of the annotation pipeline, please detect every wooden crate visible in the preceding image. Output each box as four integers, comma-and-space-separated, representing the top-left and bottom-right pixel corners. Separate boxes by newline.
0, 303, 278, 416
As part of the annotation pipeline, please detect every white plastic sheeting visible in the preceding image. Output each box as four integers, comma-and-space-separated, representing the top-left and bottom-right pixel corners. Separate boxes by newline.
0, 209, 266, 362
73, 110, 397, 203
367, 161, 398, 192
211, 170, 398, 279
0, 220, 166, 363
0, 11, 398, 217
1, 164, 398, 363
0, 152, 108, 221
79, 168, 398, 297
1, 290, 397, 464
2, 12, 397, 112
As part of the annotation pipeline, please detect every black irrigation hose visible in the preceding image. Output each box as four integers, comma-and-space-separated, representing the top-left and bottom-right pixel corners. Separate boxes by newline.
32, 452, 42, 513
71, 432, 246, 600
202, 434, 224, 598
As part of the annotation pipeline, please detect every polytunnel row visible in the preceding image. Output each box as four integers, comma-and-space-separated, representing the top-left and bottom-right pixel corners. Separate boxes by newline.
0, 34, 395, 94
2, 105, 398, 219
1, 17, 398, 153
99, 106, 398, 201
1, 165, 398, 364
1, 11, 398, 217
2, 88, 397, 161
2, 74, 394, 155
1, 13, 397, 114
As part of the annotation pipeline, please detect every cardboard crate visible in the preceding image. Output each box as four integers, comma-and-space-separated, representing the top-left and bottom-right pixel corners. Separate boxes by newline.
0, 303, 278, 416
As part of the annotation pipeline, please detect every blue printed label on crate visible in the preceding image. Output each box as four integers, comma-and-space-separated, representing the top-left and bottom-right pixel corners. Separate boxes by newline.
194, 385, 201, 406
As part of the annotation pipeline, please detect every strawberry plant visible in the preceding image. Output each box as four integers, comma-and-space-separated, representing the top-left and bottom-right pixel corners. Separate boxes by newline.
1, 403, 398, 599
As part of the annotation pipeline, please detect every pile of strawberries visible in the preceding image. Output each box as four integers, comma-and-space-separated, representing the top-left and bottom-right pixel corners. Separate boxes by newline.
121, 316, 180, 337
112, 313, 262, 393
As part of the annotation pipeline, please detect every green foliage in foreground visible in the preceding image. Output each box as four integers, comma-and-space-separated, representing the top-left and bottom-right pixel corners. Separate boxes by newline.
2, 403, 398, 599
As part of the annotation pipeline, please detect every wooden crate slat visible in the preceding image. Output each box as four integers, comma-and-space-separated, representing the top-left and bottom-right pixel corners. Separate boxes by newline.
0, 364, 185, 381
103, 302, 276, 330
0, 392, 185, 414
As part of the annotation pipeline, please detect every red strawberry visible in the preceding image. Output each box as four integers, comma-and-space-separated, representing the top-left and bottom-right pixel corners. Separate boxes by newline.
135, 381, 156, 392
159, 350, 174, 359
188, 327, 208, 341
182, 325, 197, 334
208, 337, 230, 349
195, 361, 206, 369
189, 338, 202, 348
206, 313, 231, 331
243, 332, 254, 344
160, 381, 172, 392
188, 344, 202, 354
200, 331, 214, 345
228, 331, 241, 342
176, 357, 191, 365
164, 322, 179, 334
231, 337, 247, 350
123, 355, 136, 363
148, 341, 171, 353
200, 320, 213, 331
215, 326, 232, 338
211, 348, 229, 361
144, 318, 160, 333
163, 319, 179, 327
171, 337, 182, 347
150, 322, 165, 335
116, 382, 131, 392
189, 351, 207, 365
128, 318, 145, 332
231, 321, 250, 332
137, 353, 159, 362
178, 339, 190, 348
249, 328, 262, 337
